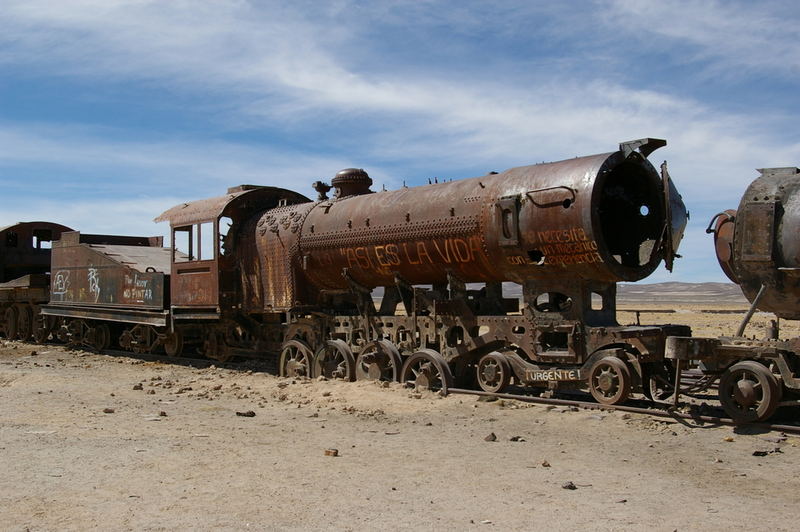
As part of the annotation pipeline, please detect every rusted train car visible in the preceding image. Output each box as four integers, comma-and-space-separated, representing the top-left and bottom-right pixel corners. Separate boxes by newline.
4, 138, 696, 410
668, 167, 800, 422
39, 231, 176, 352
0, 221, 72, 340
140, 137, 689, 404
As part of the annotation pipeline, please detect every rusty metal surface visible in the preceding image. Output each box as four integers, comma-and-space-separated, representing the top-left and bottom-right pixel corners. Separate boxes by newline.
154, 185, 309, 226
49, 231, 168, 310
157, 184, 310, 310
254, 141, 685, 310
717, 167, 800, 319
255, 203, 315, 310
0, 221, 73, 283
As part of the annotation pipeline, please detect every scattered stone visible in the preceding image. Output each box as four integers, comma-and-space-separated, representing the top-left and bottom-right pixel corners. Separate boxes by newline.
562, 481, 577, 490
322, 391, 331, 397
236, 410, 256, 417
723, 436, 735, 442
324, 448, 339, 457
509, 436, 525, 442
212, 384, 222, 391
616, 499, 627, 503
132, 383, 143, 390
752, 447, 782, 457
176, 387, 192, 394
146, 390, 156, 395
762, 435, 787, 444
477, 395, 498, 402
541, 460, 551, 467
159, 411, 167, 417
277, 381, 290, 388
102, 408, 115, 414
484, 432, 497, 442
30, 350, 37, 356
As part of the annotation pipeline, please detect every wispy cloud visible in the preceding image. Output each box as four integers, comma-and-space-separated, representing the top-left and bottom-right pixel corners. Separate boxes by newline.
604, 0, 800, 79
1, 1, 798, 281
0, 121, 373, 197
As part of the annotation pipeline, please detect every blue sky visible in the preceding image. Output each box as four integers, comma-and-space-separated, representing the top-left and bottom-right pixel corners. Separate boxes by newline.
1, 0, 798, 283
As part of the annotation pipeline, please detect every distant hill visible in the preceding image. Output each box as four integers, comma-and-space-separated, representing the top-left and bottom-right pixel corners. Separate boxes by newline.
373, 281, 750, 306
617, 282, 748, 304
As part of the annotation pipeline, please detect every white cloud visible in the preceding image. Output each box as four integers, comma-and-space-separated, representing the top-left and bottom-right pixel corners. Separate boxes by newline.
604, 0, 800, 78
1, 0, 798, 283
0, 121, 382, 196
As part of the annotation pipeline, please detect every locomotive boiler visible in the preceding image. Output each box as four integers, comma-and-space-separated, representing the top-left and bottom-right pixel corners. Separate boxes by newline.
667, 167, 800, 422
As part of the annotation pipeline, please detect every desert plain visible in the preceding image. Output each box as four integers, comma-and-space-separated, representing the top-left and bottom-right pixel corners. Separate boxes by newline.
1, 294, 799, 531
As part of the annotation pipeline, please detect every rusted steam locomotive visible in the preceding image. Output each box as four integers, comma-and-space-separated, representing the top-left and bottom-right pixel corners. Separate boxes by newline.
4, 138, 686, 406
667, 167, 800, 422
2, 138, 692, 408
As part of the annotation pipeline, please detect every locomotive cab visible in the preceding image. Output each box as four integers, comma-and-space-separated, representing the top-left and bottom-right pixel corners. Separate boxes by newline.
156, 185, 310, 316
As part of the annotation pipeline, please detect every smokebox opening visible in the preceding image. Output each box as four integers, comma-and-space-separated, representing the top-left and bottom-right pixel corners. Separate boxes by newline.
597, 160, 663, 269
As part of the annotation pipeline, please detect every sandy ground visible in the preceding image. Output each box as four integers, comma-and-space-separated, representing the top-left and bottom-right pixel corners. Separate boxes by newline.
2, 308, 799, 531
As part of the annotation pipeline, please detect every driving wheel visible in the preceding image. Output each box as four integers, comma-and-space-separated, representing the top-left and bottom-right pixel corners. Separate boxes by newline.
279, 339, 314, 378
313, 339, 355, 381
401, 349, 454, 394
355, 340, 402, 381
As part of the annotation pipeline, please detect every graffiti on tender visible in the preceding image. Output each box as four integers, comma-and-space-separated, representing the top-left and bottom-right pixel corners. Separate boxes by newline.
87, 267, 101, 303
52, 270, 72, 300
123, 273, 153, 303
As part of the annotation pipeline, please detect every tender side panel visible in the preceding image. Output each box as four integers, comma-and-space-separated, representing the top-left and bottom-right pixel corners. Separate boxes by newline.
50, 244, 166, 310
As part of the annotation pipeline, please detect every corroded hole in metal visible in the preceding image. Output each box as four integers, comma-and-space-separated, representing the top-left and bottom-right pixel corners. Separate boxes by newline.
599, 161, 664, 268
527, 249, 545, 265
534, 292, 572, 313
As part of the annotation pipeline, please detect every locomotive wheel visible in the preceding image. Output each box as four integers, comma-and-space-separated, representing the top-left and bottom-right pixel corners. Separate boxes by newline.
163, 329, 184, 357
118, 328, 133, 350
718, 361, 782, 423
15, 305, 33, 341
279, 339, 314, 378
93, 323, 111, 351
32, 314, 53, 344
313, 339, 356, 381
401, 349, 454, 394
68, 320, 86, 346
355, 340, 402, 382
201, 331, 230, 362
4, 306, 18, 339
476, 352, 511, 393
644, 362, 676, 404
57, 322, 72, 344
588, 356, 631, 405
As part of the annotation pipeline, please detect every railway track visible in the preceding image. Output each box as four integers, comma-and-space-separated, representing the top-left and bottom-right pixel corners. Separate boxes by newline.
448, 388, 800, 436
86, 346, 800, 436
